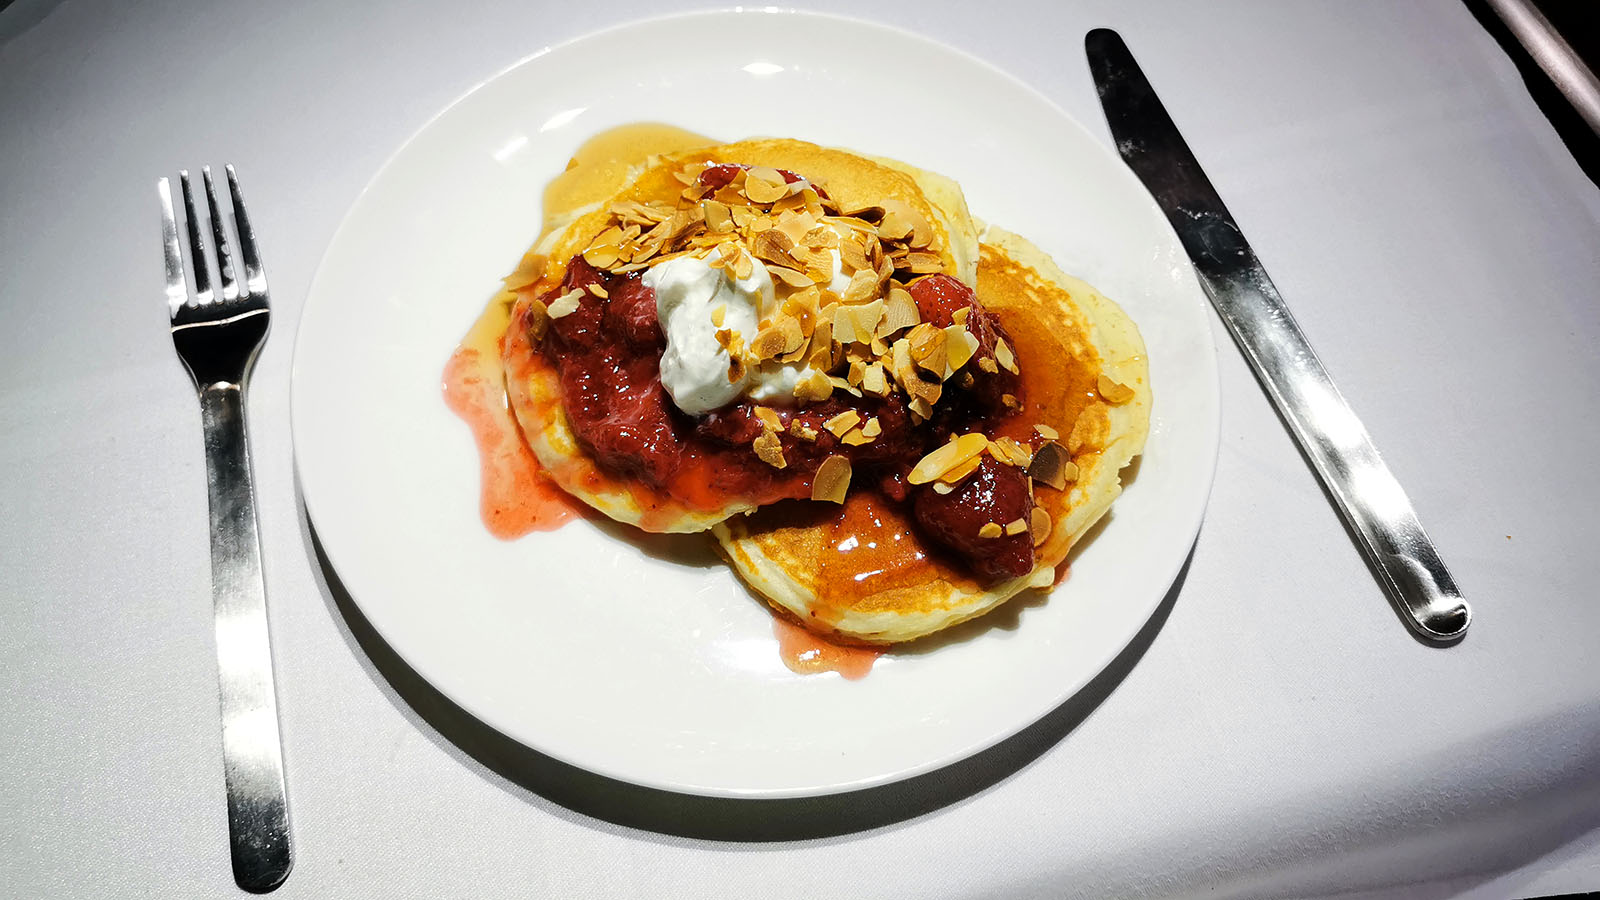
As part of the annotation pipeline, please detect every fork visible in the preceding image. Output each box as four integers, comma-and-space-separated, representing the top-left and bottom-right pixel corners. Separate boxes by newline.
160, 167, 292, 893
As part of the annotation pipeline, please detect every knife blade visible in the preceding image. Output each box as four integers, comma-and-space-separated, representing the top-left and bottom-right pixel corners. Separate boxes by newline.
1086, 28, 1470, 643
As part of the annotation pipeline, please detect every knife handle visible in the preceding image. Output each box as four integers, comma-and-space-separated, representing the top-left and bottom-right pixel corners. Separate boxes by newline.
1199, 267, 1471, 642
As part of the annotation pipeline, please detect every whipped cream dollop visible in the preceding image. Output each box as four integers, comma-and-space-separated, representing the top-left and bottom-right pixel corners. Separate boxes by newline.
645, 235, 853, 415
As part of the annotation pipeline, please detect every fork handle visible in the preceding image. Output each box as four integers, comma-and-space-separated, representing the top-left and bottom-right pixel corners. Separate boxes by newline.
198, 382, 293, 893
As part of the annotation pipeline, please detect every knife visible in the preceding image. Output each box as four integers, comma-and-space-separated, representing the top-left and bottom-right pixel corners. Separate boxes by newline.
1086, 28, 1470, 643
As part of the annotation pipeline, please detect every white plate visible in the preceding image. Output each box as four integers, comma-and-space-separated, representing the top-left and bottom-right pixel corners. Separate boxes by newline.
292, 10, 1220, 799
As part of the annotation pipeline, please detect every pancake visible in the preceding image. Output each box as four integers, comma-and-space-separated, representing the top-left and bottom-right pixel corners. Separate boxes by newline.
501, 138, 982, 533
712, 225, 1151, 644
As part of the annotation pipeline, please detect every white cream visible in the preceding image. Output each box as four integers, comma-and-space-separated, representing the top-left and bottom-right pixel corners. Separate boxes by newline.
645, 224, 857, 416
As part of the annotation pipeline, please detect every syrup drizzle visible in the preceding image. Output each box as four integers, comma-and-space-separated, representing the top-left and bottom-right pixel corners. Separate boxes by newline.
772, 616, 882, 680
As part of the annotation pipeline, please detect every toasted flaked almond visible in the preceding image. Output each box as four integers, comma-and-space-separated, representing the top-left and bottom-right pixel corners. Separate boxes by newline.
943, 325, 979, 376
1002, 393, 1022, 411
749, 325, 787, 361
753, 429, 787, 469
908, 396, 933, 421
546, 288, 583, 319
839, 236, 871, 273
590, 225, 625, 248
841, 427, 874, 446
1031, 507, 1052, 546
993, 338, 1018, 375
1034, 424, 1060, 441
861, 362, 888, 396
977, 356, 999, 374
849, 299, 884, 340
877, 200, 914, 240
586, 282, 608, 299
989, 437, 1032, 468
750, 227, 796, 264
754, 406, 783, 431
727, 354, 747, 384
710, 304, 727, 328
909, 214, 933, 249
811, 455, 852, 503
823, 409, 861, 437
1027, 566, 1055, 589
932, 482, 954, 495
827, 375, 862, 397
789, 420, 819, 441
1061, 460, 1080, 482
1004, 518, 1028, 536
768, 265, 812, 288
892, 337, 943, 406
582, 244, 621, 269
909, 432, 989, 485
940, 454, 982, 484
847, 359, 866, 387
802, 225, 838, 251
702, 199, 733, 234
978, 522, 1003, 539
749, 214, 775, 233
840, 268, 877, 304
861, 416, 882, 438
778, 316, 805, 354
879, 286, 920, 336
830, 303, 860, 345
744, 170, 788, 204
793, 369, 833, 403
1028, 441, 1071, 490
902, 252, 943, 274
734, 248, 754, 280
1097, 373, 1135, 404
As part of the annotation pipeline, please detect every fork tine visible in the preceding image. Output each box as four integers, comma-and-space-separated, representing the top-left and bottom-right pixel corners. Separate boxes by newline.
159, 178, 189, 316
226, 166, 268, 297
202, 167, 240, 302
179, 171, 214, 305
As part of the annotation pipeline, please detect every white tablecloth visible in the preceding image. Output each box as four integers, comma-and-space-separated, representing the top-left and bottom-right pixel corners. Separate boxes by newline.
4, 0, 1599, 897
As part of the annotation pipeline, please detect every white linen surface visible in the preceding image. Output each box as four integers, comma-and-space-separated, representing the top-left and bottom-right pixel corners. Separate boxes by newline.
3, 0, 1598, 897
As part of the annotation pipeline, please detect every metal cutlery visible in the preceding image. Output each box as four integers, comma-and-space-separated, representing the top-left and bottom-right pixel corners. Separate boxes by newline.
1086, 29, 1471, 643
160, 166, 293, 891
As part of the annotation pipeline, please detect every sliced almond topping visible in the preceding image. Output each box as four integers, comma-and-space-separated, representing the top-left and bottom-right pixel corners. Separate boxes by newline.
750, 228, 796, 267
1034, 424, 1060, 441
753, 429, 787, 469
586, 283, 608, 299
978, 522, 1004, 539
840, 427, 874, 446
940, 454, 983, 484
848, 299, 884, 340
793, 369, 834, 403
847, 358, 867, 387
702, 199, 734, 234
908, 396, 933, 422
546, 288, 583, 319
932, 482, 954, 495
1028, 441, 1071, 490
977, 356, 1000, 374
753, 406, 783, 431
842, 268, 879, 304
811, 455, 852, 503
861, 417, 882, 438
778, 316, 805, 354
823, 409, 861, 437
995, 338, 1018, 375
1031, 507, 1052, 546
768, 265, 813, 288
879, 285, 920, 336
839, 236, 871, 273
861, 362, 888, 396
1097, 373, 1135, 404
749, 326, 787, 362
582, 244, 621, 269
727, 354, 747, 384
710, 304, 727, 328
1027, 566, 1055, 589
1061, 460, 1080, 482
943, 325, 979, 376
1004, 518, 1028, 536
744, 169, 789, 204
1002, 393, 1022, 411
989, 437, 1033, 468
789, 420, 819, 441
902, 252, 943, 274
908, 432, 989, 485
